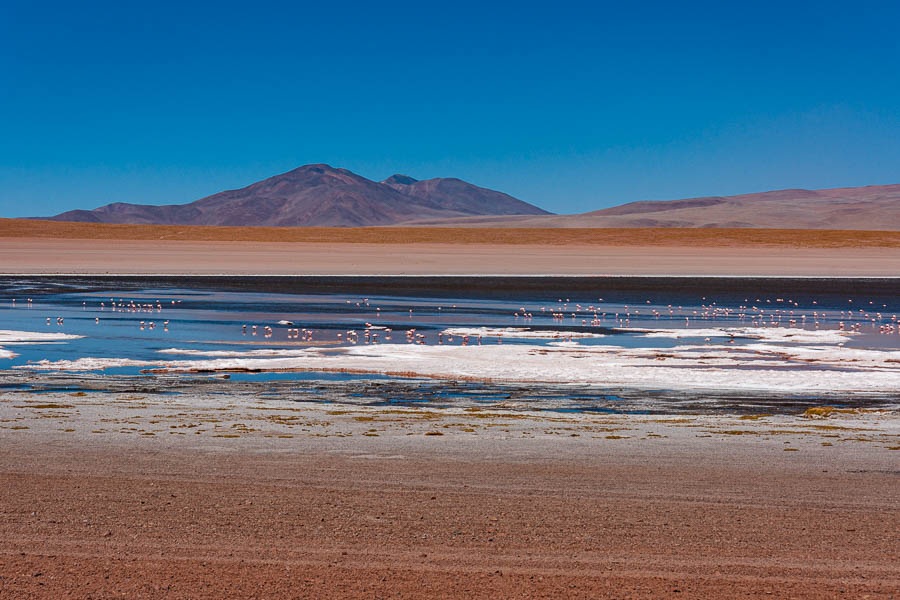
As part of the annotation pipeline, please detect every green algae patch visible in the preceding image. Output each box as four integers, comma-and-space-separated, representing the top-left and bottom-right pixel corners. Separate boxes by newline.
424, 431, 444, 436
739, 414, 772, 420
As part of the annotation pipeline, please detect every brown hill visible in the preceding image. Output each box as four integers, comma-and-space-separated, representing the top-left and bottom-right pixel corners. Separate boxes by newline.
400, 184, 900, 230
46, 165, 550, 227
580, 184, 900, 229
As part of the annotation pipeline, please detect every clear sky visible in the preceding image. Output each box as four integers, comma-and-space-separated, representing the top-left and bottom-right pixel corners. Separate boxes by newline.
2, 0, 898, 217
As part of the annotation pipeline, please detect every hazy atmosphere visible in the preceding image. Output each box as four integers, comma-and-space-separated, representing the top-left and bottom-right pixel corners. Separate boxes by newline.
2, 0, 898, 217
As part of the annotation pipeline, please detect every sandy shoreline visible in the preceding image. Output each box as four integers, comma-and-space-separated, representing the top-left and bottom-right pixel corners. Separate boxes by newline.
1, 390, 898, 598
2, 238, 899, 276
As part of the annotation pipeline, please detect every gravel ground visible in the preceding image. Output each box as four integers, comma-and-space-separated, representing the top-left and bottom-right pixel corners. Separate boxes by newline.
1, 387, 898, 598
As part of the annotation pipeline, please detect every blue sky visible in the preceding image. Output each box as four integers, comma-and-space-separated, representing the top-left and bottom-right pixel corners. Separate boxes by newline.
1, 0, 898, 217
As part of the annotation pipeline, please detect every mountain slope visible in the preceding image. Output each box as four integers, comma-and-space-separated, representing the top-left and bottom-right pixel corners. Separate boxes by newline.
47, 165, 550, 227
381, 174, 550, 216
578, 184, 900, 229
397, 184, 900, 230
43, 170, 899, 230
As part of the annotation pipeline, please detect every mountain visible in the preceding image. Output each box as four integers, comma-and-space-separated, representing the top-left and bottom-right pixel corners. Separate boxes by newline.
397, 184, 900, 230
45, 164, 551, 227
381, 174, 542, 216
574, 184, 900, 229
44, 169, 899, 229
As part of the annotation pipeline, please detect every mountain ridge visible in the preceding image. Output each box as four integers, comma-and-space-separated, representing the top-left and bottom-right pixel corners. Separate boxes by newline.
397, 183, 900, 230
45, 164, 551, 227
41, 165, 900, 230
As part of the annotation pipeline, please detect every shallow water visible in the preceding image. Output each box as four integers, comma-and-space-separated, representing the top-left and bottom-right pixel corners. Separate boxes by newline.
1, 276, 898, 413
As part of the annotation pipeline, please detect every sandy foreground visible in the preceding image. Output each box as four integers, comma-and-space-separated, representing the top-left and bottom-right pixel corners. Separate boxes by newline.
2, 238, 900, 276
1, 390, 898, 599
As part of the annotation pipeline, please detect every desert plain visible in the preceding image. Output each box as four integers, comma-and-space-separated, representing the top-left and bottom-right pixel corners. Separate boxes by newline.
1, 219, 899, 276
1, 222, 899, 599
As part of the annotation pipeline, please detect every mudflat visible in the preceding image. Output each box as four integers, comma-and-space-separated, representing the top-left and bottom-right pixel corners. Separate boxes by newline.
1, 393, 898, 599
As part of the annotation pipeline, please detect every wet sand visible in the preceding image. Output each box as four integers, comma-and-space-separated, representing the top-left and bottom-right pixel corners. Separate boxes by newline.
1, 391, 899, 598
2, 238, 899, 276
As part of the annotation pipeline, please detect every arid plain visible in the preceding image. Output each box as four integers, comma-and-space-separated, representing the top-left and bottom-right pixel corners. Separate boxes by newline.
2, 219, 900, 276
1, 221, 898, 599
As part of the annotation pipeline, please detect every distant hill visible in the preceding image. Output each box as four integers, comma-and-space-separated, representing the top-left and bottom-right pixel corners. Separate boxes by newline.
577, 184, 900, 229
399, 184, 900, 230
45, 164, 551, 227
43, 168, 899, 230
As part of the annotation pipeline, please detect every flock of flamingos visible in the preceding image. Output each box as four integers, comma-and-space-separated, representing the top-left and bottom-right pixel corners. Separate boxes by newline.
13, 292, 898, 347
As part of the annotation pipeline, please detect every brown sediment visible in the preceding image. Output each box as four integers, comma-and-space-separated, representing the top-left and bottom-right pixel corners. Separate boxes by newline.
803, 406, 866, 418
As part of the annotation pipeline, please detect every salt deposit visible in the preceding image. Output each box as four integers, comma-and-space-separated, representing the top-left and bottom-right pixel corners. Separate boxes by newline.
16, 340, 900, 394
0, 329, 84, 361
0, 330, 84, 343
442, 327, 605, 339
620, 326, 857, 344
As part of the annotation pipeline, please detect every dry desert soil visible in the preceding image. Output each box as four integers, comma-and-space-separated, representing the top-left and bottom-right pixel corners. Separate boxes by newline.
2, 220, 900, 276
1, 393, 898, 599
